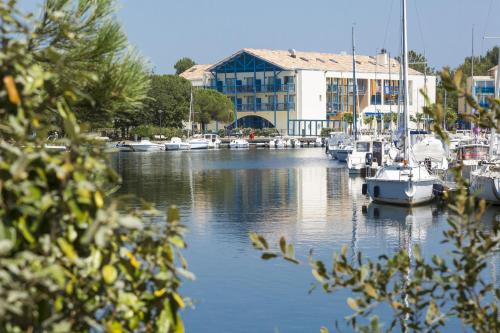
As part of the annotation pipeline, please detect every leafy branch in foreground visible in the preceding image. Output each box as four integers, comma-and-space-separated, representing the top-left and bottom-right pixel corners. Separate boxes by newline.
0, 2, 190, 332
250, 69, 500, 333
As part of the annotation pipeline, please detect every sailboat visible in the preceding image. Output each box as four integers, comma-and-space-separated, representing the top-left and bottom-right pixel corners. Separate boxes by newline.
363, 0, 436, 205
187, 87, 209, 150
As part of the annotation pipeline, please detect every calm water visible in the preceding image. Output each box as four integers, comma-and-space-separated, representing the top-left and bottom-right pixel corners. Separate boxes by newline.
111, 149, 500, 332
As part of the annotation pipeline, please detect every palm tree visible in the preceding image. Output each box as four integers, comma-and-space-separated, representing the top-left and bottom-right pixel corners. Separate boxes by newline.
364, 116, 374, 130
343, 113, 353, 134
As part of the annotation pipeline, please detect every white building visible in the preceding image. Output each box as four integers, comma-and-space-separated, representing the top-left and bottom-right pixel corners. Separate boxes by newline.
458, 65, 499, 129
181, 48, 436, 135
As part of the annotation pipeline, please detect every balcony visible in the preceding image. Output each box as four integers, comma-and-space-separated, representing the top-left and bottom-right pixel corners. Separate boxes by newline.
327, 84, 365, 95
234, 102, 295, 112
205, 83, 295, 94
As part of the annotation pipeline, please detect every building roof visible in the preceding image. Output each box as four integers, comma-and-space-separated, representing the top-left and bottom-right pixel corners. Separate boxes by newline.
179, 64, 212, 80
209, 48, 425, 75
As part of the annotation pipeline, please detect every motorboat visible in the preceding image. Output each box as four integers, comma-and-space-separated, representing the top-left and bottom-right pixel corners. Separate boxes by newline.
363, 0, 437, 206
327, 132, 351, 159
284, 138, 301, 148
165, 137, 190, 151
128, 139, 163, 152
188, 136, 209, 150
335, 145, 354, 162
115, 142, 133, 152
314, 137, 323, 147
229, 139, 250, 149
203, 134, 221, 149
470, 162, 500, 204
44, 144, 67, 152
347, 138, 374, 174
269, 138, 285, 149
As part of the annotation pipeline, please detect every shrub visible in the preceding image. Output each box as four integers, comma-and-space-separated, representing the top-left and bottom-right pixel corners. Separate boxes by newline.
0, 2, 190, 332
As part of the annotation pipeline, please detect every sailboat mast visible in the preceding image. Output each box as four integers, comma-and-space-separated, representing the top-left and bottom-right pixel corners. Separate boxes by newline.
352, 24, 358, 140
402, 0, 411, 161
189, 87, 193, 137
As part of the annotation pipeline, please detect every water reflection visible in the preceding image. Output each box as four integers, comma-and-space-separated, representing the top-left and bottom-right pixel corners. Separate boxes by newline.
111, 149, 500, 333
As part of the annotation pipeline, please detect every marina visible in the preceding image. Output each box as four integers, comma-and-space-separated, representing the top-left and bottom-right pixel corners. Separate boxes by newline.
111, 148, 500, 332
5, 0, 500, 332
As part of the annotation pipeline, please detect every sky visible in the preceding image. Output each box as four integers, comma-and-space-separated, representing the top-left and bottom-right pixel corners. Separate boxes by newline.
20, 0, 500, 74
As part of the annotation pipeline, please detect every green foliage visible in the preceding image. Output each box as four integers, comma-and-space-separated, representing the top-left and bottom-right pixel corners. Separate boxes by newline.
142, 74, 192, 128
343, 112, 353, 124
217, 127, 278, 138
320, 128, 333, 137
0, 2, 190, 332
130, 125, 184, 140
30, 0, 151, 127
174, 57, 196, 75
396, 50, 434, 74
364, 116, 374, 129
193, 89, 234, 130
456, 46, 499, 79
251, 69, 500, 332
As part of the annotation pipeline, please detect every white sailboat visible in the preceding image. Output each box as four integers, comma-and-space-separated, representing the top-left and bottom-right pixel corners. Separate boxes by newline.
364, 0, 436, 206
186, 88, 209, 150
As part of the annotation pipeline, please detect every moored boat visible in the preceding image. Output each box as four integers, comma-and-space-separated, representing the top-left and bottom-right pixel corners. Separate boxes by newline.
165, 137, 190, 151
128, 139, 163, 152
229, 139, 250, 149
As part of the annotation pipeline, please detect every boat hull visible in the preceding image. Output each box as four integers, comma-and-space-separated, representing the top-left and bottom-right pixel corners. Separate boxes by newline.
470, 174, 500, 204
189, 142, 209, 150
336, 150, 352, 162
366, 178, 435, 206
165, 143, 190, 151
129, 144, 163, 152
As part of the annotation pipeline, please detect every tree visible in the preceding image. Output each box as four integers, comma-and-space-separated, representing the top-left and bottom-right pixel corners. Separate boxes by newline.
142, 74, 192, 129
456, 46, 499, 79
0, 2, 190, 332
193, 89, 234, 131
364, 115, 374, 129
29, 0, 151, 127
174, 57, 196, 75
343, 112, 353, 134
445, 107, 458, 130
251, 70, 500, 332
396, 50, 434, 74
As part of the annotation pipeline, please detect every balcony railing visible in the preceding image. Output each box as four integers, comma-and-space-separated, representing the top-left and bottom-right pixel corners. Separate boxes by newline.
327, 85, 365, 95
205, 83, 295, 94
475, 86, 495, 94
234, 102, 295, 112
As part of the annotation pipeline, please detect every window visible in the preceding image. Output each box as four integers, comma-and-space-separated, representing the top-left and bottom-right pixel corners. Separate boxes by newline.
329, 58, 338, 63
319, 94, 322, 102
300, 57, 309, 62
356, 142, 370, 152
316, 58, 325, 63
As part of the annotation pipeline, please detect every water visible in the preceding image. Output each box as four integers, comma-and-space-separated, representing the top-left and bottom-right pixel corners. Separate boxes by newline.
111, 149, 500, 332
